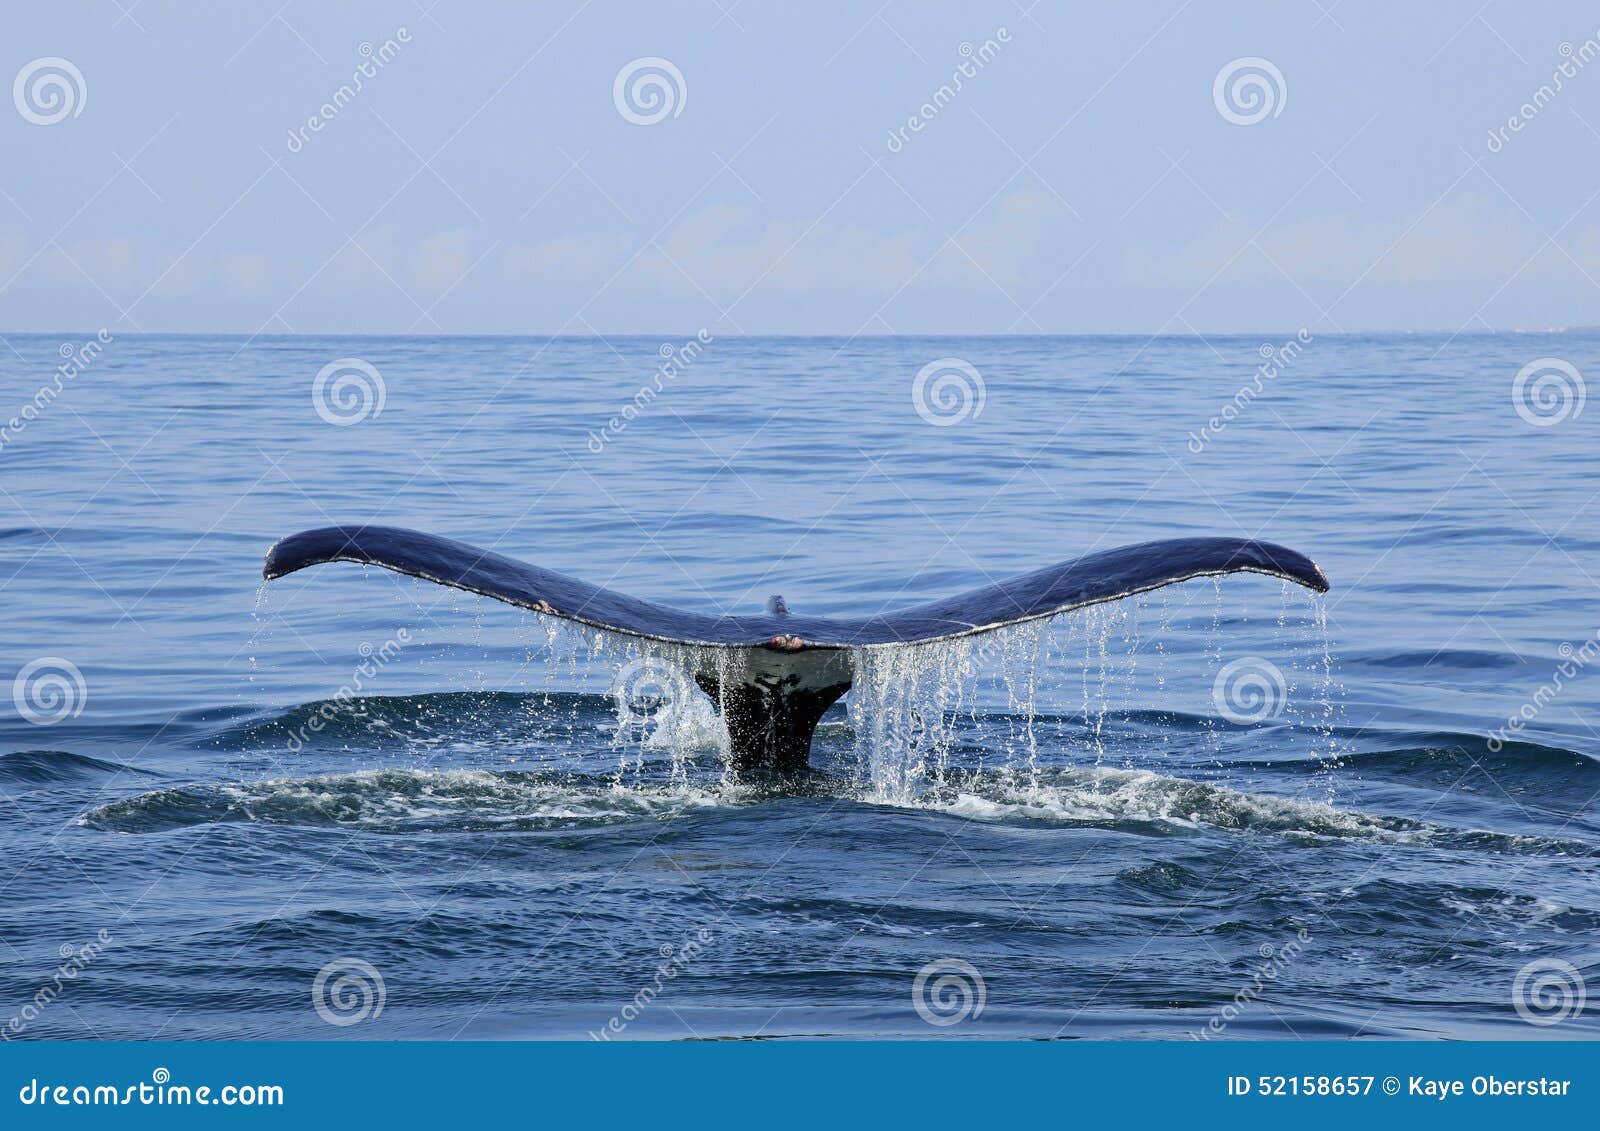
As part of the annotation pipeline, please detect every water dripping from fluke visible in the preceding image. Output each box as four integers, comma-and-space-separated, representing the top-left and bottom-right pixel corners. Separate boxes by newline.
572, 586, 1344, 817
255, 525, 1335, 795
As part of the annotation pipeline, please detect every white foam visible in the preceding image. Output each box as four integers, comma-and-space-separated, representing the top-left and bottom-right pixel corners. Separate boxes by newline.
85, 767, 732, 832
918, 765, 1433, 843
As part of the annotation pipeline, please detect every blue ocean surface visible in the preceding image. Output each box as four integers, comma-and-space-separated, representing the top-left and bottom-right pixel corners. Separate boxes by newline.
0, 331, 1596, 1040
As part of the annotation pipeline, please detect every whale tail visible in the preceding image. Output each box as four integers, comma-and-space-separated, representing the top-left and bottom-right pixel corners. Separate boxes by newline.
695, 667, 851, 775
262, 525, 1329, 773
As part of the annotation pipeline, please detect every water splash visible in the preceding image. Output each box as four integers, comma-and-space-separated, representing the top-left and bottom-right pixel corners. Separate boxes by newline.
848, 638, 972, 802
82, 768, 730, 834
81, 758, 1593, 861
248, 579, 1351, 820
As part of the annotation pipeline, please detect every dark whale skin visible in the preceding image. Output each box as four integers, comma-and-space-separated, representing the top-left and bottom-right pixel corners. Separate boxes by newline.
264, 524, 1329, 651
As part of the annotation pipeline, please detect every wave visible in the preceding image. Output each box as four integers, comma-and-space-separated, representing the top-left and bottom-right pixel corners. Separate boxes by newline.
910, 766, 1596, 855
81, 768, 732, 834
80, 759, 1595, 858
198, 691, 597, 752
1246, 730, 1597, 770
197, 691, 1597, 773
0, 749, 150, 785
925, 766, 1435, 842
1342, 647, 1527, 670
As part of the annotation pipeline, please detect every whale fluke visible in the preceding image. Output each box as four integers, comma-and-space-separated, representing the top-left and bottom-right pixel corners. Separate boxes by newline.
263, 524, 1329, 772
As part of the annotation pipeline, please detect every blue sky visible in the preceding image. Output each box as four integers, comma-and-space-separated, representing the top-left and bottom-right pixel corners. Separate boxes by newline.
3, 1, 1599, 334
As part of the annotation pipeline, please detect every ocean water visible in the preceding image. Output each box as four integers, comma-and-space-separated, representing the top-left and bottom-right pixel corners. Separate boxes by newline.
1, 331, 1597, 1040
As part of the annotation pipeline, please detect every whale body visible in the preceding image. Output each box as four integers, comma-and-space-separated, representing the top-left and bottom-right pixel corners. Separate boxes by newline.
263, 525, 1329, 774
